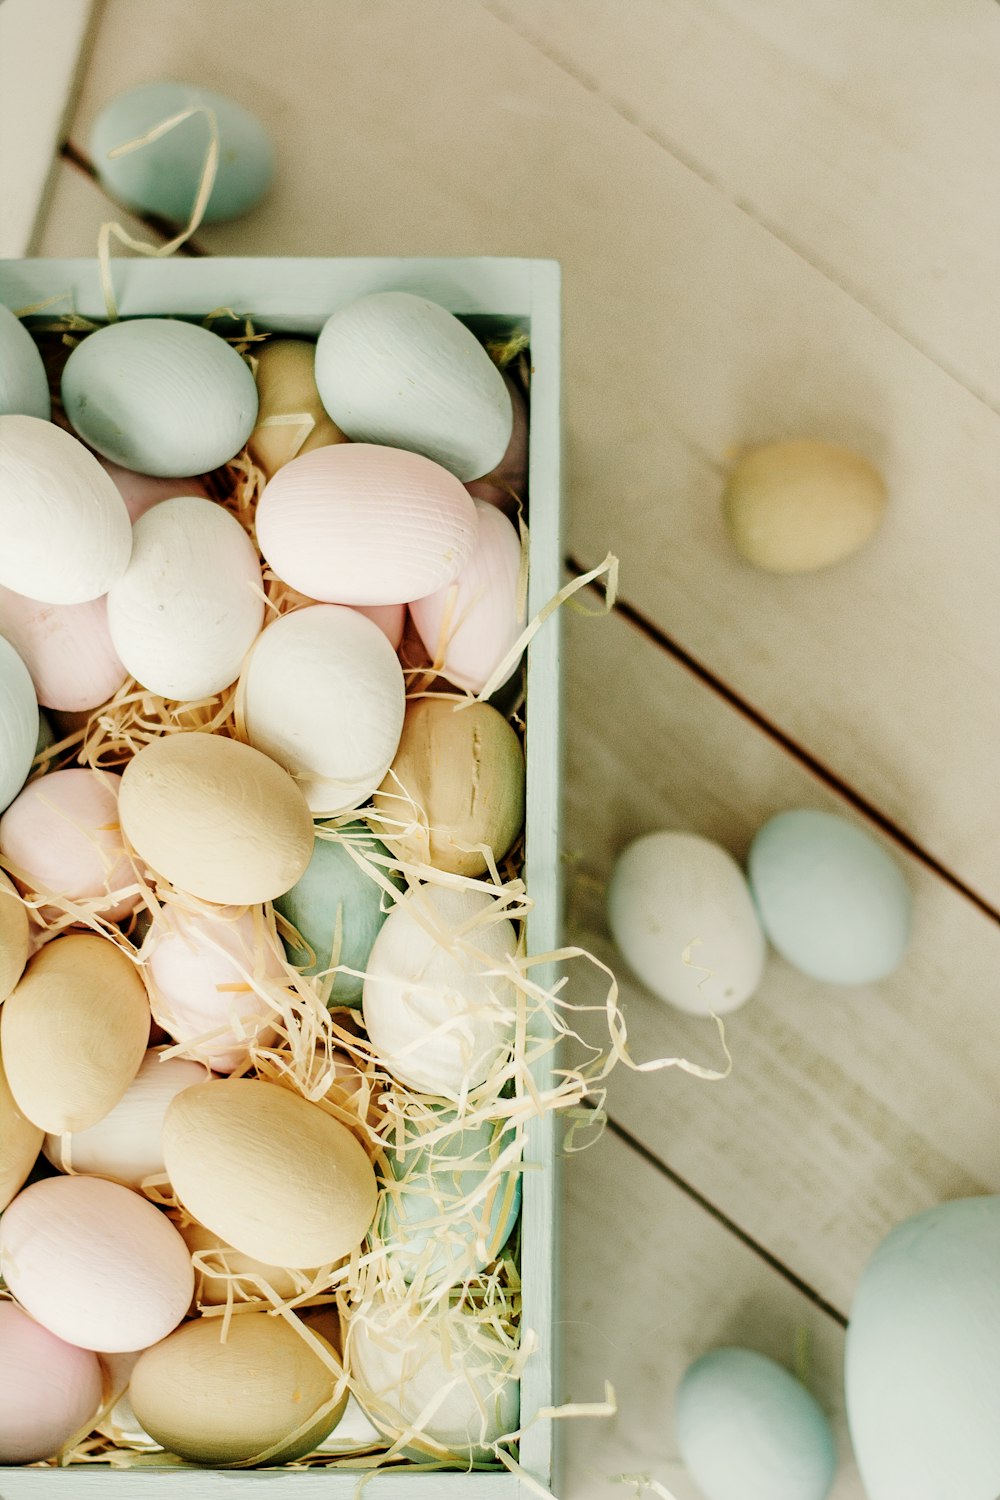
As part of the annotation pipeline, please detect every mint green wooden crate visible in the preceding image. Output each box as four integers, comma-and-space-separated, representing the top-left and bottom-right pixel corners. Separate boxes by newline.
0, 258, 563, 1499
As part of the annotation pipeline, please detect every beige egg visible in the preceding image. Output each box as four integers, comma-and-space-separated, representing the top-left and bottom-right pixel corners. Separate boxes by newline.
130, 1310, 347, 1466
179, 1218, 315, 1305
0, 933, 149, 1132
119, 732, 314, 905
372, 698, 525, 877
0, 868, 28, 1001
0, 1043, 42, 1210
723, 439, 887, 573
248, 339, 347, 479
163, 1079, 378, 1268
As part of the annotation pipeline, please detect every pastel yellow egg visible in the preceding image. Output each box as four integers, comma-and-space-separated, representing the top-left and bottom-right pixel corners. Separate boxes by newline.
0, 868, 29, 1001
248, 338, 347, 479
0, 1040, 42, 1211
179, 1218, 316, 1306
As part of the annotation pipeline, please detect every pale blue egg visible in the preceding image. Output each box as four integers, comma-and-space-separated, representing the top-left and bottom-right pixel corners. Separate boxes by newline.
0, 306, 50, 420
0, 637, 39, 813
675, 1348, 836, 1500
89, 81, 274, 225
379, 1112, 520, 1289
61, 319, 258, 478
846, 1197, 1000, 1500
748, 809, 910, 984
273, 822, 402, 1008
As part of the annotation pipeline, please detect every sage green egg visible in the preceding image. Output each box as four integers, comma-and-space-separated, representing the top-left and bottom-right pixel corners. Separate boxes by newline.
273, 822, 402, 1007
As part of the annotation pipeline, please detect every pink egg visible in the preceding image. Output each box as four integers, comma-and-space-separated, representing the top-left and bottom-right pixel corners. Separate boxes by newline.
0, 1175, 194, 1352
256, 443, 478, 605
409, 499, 525, 694
466, 374, 528, 508
352, 602, 406, 650
0, 767, 138, 920
144, 905, 284, 1073
99, 456, 210, 525
0, 585, 127, 712
0, 1301, 103, 1463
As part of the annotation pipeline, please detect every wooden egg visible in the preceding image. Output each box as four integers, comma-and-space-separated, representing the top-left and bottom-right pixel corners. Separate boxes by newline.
0, 585, 127, 711
0, 932, 149, 1133
0, 634, 37, 814
0, 304, 50, 421
99, 455, 210, 524
163, 1078, 378, 1268
0, 767, 139, 921
314, 291, 512, 482
179, 1218, 314, 1305
723, 440, 887, 573
61, 319, 258, 478
362, 884, 518, 1097
352, 602, 405, 649
248, 338, 347, 478
410, 499, 524, 693
238, 605, 405, 815
0, 1175, 193, 1352
0, 1303, 102, 1464
373, 698, 525, 877
43, 1050, 209, 1187
0, 1042, 42, 1211
0, 867, 29, 1001
130, 1310, 346, 1466
0, 415, 132, 604
256, 443, 478, 605
107, 496, 264, 700
119, 732, 314, 905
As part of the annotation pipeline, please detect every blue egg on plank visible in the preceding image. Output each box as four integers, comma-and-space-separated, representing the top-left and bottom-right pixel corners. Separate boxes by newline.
273, 822, 401, 1008
846, 1197, 1000, 1500
0, 306, 50, 420
748, 809, 910, 984
676, 1347, 837, 1500
89, 81, 274, 225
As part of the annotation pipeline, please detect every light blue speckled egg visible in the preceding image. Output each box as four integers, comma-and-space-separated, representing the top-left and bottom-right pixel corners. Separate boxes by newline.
379, 1112, 520, 1289
273, 821, 402, 1008
0, 637, 39, 814
0, 306, 50, 420
61, 319, 258, 478
675, 1347, 837, 1500
846, 1197, 1000, 1500
89, 81, 274, 225
748, 809, 910, 984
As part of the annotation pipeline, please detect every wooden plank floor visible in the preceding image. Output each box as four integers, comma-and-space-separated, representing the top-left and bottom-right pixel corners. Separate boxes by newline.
14, 2, 1000, 1493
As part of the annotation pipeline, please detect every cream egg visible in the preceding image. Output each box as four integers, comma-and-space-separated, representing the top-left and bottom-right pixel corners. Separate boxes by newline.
0, 635, 37, 814
0, 304, 50, 420
0, 1302, 102, 1464
0, 585, 127, 711
248, 337, 347, 478
0, 866, 29, 1000
0, 1039, 42, 1210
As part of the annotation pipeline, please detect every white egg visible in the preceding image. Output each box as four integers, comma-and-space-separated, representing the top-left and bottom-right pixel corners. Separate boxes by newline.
237, 605, 405, 815
846, 1196, 1000, 1500
314, 291, 512, 482
0, 416, 132, 604
0, 304, 50, 420
362, 884, 518, 1097
43, 1051, 209, 1187
0, 635, 38, 814
410, 499, 524, 694
607, 831, 765, 1015
107, 496, 264, 699
0, 585, 127, 711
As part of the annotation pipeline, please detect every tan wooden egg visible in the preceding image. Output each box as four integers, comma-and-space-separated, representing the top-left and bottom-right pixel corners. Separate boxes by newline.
129, 1308, 348, 1466
0, 868, 28, 1001
723, 439, 887, 574
372, 698, 525, 877
119, 731, 314, 904
0, 933, 149, 1133
179, 1218, 315, 1306
0, 1044, 42, 1211
163, 1079, 378, 1269
248, 339, 347, 479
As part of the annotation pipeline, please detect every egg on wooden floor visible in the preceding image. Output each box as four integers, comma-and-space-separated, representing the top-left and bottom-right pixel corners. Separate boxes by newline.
0, 585, 127, 712
162, 1078, 377, 1268
119, 732, 313, 905
90, 81, 274, 224
675, 1347, 837, 1500
410, 499, 525, 694
99, 455, 210, 524
607, 831, 766, 1015
0, 416, 132, 604
362, 883, 518, 1097
315, 291, 513, 482
0, 1037, 42, 1211
846, 1196, 1000, 1500
0, 866, 29, 1001
0, 1302, 103, 1464
43, 1050, 209, 1187
0, 304, 50, 420
0, 635, 38, 814
0, 1174, 193, 1352
0, 767, 139, 920
179, 1218, 315, 1306
273, 821, 401, 1007
256, 442, 478, 605
129, 1309, 346, 1466
723, 439, 887, 573
748, 809, 911, 984
107, 496, 264, 700
61, 319, 258, 477
0, 932, 149, 1133
248, 337, 347, 478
